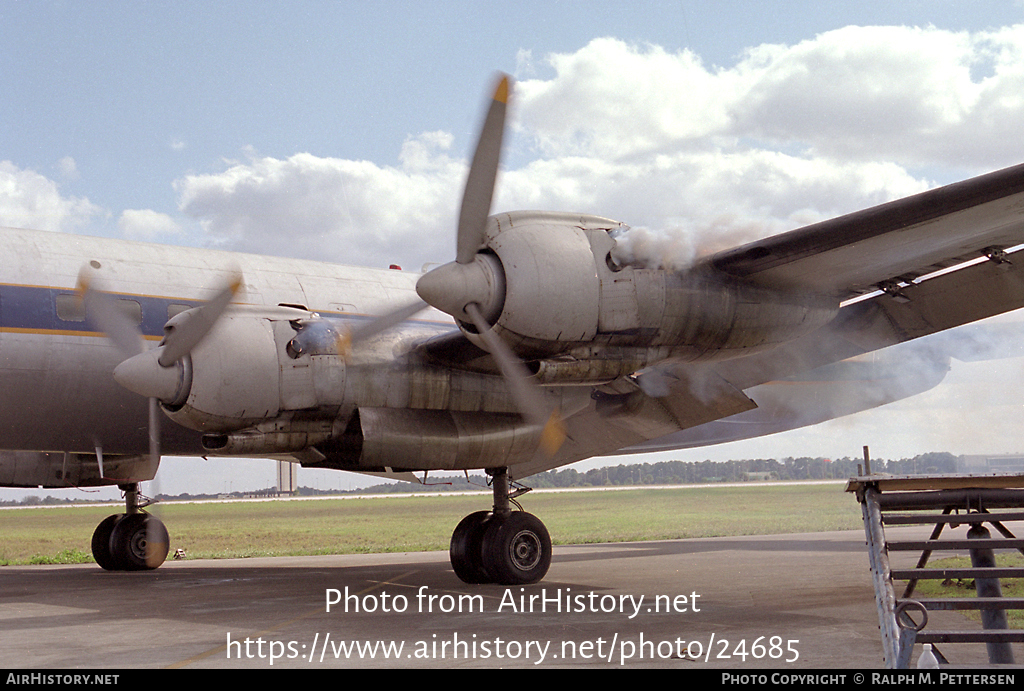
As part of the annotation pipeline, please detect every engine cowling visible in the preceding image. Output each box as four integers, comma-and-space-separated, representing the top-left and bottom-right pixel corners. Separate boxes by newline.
416, 211, 615, 357
416, 210, 839, 366
165, 310, 282, 431
115, 305, 347, 434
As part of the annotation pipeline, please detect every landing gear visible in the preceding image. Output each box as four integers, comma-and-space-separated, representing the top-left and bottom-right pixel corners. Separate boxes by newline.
481, 511, 551, 584
91, 483, 169, 571
450, 511, 493, 584
90, 514, 123, 571
449, 468, 552, 585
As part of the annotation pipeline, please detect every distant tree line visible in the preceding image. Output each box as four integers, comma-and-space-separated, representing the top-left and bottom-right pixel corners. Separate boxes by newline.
0, 452, 961, 505
525, 452, 959, 488
325, 451, 960, 494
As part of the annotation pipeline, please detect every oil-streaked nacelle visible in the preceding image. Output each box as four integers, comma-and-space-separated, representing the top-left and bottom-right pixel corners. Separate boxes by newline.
416, 210, 840, 369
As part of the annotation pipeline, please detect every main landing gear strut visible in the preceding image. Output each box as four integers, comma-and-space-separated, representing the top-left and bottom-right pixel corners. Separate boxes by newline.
91, 482, 170, 571
449, 467, 552, 585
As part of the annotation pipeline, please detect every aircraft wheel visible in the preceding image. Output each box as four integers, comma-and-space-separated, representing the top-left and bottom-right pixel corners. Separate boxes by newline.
450, 511, 493, 584
91, 514, 124, 571
109, 513, 170, 571
481, 511, 551, 585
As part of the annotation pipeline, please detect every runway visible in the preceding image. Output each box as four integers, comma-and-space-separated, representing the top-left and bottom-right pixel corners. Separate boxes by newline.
0, 528, 995, 669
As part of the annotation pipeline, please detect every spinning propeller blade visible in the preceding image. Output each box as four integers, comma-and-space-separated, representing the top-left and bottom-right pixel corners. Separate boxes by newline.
457, 75, 509, 265
466, 304, 566, 458
157, 273, 243, 366
336, 299, 428, 359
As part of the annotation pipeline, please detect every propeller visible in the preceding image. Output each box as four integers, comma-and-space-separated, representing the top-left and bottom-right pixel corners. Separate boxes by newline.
414, 74, 566, 458
414, 75, 509, 325
78, 267, 243, 442
107, 273, 243, 401
336, 75, 565, 457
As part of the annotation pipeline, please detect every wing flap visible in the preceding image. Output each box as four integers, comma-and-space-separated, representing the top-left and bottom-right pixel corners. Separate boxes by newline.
713, 245, 1024, 392
513, 368, 756, 477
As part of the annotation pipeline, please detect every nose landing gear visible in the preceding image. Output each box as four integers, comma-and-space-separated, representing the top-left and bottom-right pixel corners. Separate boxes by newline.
449, 468, 552, 585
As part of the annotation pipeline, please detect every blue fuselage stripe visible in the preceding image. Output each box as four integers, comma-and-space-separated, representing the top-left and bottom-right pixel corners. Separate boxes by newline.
0, 284, 199, 338
0, 283, 447, 338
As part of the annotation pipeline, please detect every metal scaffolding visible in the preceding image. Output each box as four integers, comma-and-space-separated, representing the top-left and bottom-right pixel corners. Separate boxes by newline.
847, 472, 1024, 668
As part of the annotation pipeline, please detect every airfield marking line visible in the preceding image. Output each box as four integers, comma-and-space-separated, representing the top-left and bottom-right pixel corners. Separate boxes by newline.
165, 569, 421, 668
361, 575, 511, 604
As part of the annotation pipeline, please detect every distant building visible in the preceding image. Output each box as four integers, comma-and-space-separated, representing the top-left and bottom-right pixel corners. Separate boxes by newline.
277, 460, 298, 494
959, 454, 1024, 473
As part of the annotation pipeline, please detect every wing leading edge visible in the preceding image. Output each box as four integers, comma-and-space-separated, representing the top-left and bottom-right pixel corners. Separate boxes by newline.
709, 162, 1024, 299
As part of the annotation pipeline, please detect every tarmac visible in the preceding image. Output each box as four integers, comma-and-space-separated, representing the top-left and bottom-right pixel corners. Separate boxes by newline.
0, 527, 1008, 670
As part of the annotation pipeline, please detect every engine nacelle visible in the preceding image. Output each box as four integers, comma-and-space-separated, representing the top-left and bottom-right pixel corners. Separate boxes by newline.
418, 210, 839, 366
147, 306, 347, 434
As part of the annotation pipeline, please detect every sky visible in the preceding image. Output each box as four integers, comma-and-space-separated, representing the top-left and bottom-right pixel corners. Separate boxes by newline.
3, 1, 1024, 498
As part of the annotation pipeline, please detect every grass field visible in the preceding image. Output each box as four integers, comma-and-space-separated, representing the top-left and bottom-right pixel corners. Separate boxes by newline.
902, 553, 1024, 629
0, 482, 863, 565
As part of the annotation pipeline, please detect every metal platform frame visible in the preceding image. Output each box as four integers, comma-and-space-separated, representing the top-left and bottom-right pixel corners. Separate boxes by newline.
847, 471, 1024, 668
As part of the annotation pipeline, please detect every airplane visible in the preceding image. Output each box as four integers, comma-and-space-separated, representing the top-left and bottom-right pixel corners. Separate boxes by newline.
3, 74, 1024, 585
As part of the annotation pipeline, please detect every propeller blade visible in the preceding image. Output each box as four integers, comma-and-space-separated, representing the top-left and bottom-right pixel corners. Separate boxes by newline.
78, 269, 145, 359
157, 273, 243, 366
145, 395, 167, 568
148, 396, 161, 466
465, 303, 566, 457
456, 74, 509, 265
337, 299, 429, 358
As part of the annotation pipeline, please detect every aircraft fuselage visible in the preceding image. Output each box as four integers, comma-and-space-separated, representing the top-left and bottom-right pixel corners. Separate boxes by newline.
0, 225, 449, 459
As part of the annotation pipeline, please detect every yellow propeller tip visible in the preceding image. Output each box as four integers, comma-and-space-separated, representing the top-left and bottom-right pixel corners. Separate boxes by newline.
336, 332, 353, 359
538, 410, 566, 457
75, 269, 91, 294
493, 76, 510, 105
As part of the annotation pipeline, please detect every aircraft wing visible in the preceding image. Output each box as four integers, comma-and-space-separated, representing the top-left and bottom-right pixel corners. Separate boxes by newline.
708, 162, 1024, 299
513, 163, 1024, 477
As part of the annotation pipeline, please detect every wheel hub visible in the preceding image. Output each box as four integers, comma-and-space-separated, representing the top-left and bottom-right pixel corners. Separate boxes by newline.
509, 529, 542, 570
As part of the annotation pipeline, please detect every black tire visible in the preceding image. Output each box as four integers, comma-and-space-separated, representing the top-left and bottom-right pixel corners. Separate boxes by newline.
450, 511, 493, 584
109, 513, 170, 571
91, 514, 124, 571
481, 511, 551, 585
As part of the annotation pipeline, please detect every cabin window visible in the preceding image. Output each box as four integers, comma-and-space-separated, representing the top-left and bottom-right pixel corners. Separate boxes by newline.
116, 299, 143, 325
55, 294, 85, 322
57, 294, 142, 325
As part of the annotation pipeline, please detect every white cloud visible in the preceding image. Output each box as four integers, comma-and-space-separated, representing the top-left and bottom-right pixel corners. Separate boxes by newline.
0, 160, 102, 232
55, 156, 79, 181
175, 132, 466, 270
515, 28, 1024, 170
118, 209, 183, 241
168, 26, 1024, 275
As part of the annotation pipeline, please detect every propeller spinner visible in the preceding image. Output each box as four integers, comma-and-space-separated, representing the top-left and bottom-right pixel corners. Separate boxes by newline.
79, 268, 242, 410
